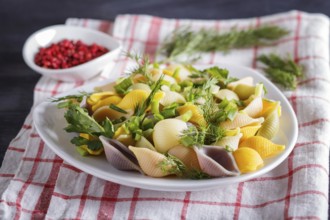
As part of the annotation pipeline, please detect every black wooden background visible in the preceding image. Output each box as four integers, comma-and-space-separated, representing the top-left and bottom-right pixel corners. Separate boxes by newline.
1, 0, 330, 165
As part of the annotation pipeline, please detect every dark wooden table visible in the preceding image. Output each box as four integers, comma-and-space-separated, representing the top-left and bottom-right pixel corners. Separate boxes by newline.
1, 0, 330, 164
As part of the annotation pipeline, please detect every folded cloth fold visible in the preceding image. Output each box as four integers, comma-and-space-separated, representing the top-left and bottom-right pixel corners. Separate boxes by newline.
0, 10, 329, 219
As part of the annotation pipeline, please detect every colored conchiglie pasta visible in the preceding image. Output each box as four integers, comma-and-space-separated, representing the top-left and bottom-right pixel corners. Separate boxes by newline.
129, 146, 175, 177
91, 95, 122, 112
153, 118, 188, 153
239, 136, 285, 159
135, 136, 156, 151
213, 132, 242, 151
166, 64, 191, 81
87, 91, 116, 106
241, 96, 263, 118
233, 147, 264, 173
258, 99, 281, 118
227, 76, 254, 90
233, 84, 256, 100
256, 109, 280, 140
214, 89, 239, 101
131, 83, 151, 92
239, 124, 262, 143
92, 106, 131, 121
168, 145, 200, 170
117, 89, 150, 110
177, 103, 207, 127
151, 69, 177, 84
160, 90, 186, 106
220, 112, 264, 130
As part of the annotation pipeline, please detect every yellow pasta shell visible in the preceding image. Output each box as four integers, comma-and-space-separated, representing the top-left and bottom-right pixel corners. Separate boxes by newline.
177, 103, 207, 127
117, 89, 150, 110
233, 147, 264, 173
239, 136, 285, 159
87, 91, 116, 105
92, 105, 129, 121
239, 124, 262, 143
258, 99, 281, 118
242, 96, 263, 118
129, 146, 173, 177
214, 89, 239, 101
91, 96, 122, 112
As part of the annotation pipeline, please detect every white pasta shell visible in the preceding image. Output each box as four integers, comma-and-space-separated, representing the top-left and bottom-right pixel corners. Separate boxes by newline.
233, 84, 256, 100
166, 64, 191, 81
129, 146, 173, 177
168, 145, 200, 170
152, 70, 177, 84
194, 146, 240, 177
242, 96, 263, 118
213, 133, 243, 151
135, 136, 156, 151
220, 112, 264, 130
214, 89, 239, 101
153, 119, 188, 153
160, 90, 186, 106
227, 76, 254, 90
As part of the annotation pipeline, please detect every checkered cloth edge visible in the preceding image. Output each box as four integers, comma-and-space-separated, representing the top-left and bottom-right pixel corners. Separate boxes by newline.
0, 10, 329, 219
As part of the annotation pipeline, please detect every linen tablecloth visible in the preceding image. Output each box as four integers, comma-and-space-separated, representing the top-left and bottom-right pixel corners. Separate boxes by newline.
0, 10, 329, 219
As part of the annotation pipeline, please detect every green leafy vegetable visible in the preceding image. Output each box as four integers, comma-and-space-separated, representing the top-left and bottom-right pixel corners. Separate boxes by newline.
70, 136, 103, 151
258, 54, 303, 89
114, 77, 133, 94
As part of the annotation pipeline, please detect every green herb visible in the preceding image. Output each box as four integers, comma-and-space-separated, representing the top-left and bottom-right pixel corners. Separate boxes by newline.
180, 125, 225, 147
159, 154, 187, 177
258, 54, 303, 89
203, 66, 237, 87
188, 169, 211, 179
64, 105, 105, 136
126, 52, 152, 82
71, 136, 103, 151
52, 92, 90, 108
114, 77, 133, 94
102, 118, 115, 138
109, 104, 128, 114
160, 25, 289, 60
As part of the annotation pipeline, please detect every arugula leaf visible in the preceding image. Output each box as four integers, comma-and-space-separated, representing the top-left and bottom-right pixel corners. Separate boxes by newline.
102, 118, 115, 138
203, 66, 238, 87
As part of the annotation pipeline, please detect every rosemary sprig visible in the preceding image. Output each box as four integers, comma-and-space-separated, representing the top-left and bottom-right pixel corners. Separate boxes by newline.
258, 54, 303, 90
160, 25, 289, 59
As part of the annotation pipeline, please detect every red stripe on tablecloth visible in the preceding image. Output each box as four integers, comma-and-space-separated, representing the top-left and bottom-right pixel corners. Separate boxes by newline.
12, 178, 55, 188
298, 77, 330, 86
97, 182, 120, 219
299, 118, 330, 128
287, 216, 320, 220
119, 15, 139, 74
0, 200, 47, 215
0, 173, 15, 178
51, 81, 63, 96
250, 164, 328, 182
22, 157, 63, 163
98, 20, 111, 33
284, 11, 301, 220
128, 188, 140, 220
33, 155, 62, 218
14, 140, 45, 220
295, 141, 329, 149
209, 21, 221, 64
75, 175, 93, 219
181, 192, 191, 220
233, 182, 244, 220
22, 124, 32, 129
30, 133, 40, 138
252, 17, 261, 69
144, 17, 162, 60
83, 19, 88, 27
61, 163, 83, 173
7, 146, 25, 153
289, 95, 330, 105
296, 55, 328, 63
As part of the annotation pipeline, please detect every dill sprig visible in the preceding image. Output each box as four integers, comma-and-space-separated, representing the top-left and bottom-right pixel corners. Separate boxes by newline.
160, 25, 289, 59
126, 52, 153, 81
258, 53, 303, 90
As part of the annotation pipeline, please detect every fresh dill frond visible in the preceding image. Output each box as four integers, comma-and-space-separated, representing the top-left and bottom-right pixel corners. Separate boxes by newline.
158, 154, 187, 176
258, 53, 303, 89
160, 25, 289, 60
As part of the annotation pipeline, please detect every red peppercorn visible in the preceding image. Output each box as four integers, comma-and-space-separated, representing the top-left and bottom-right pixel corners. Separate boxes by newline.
34, 39, 109, 69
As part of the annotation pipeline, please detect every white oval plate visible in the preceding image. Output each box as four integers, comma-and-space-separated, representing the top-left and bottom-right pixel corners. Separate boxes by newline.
33, 63, 298, 192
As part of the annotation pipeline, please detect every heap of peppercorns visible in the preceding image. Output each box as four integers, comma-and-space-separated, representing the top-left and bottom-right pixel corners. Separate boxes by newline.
34, 39, 109, 69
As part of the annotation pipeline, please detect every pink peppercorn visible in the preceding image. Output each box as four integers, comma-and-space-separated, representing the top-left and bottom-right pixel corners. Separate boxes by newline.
34, 39, 109, 69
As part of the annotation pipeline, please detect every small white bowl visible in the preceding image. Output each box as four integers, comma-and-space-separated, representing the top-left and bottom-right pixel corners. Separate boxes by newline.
23, 25, 122, 81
